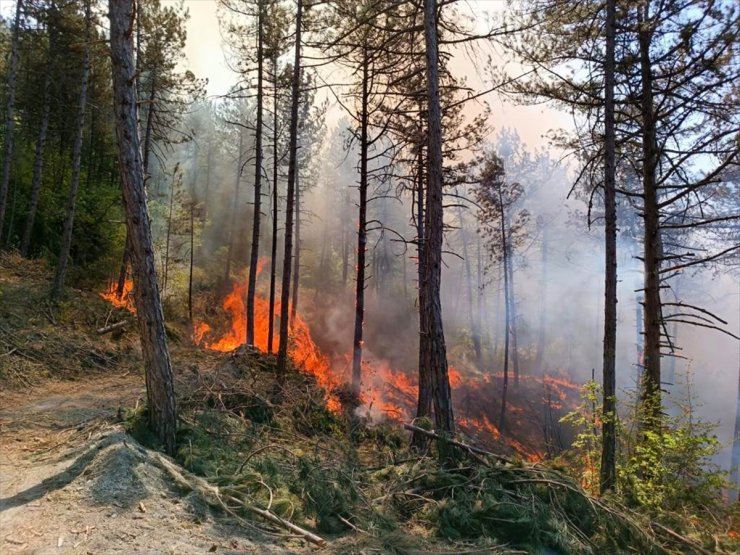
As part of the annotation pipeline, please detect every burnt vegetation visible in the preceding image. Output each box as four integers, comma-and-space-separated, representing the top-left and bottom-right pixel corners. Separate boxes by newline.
0, 0, 738, 553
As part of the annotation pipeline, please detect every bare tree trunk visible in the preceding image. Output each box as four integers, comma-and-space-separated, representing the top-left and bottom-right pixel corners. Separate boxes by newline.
412, 136, 432, 449
341, 188, 349, 289
118, 234, 132, 298
276, 0, 303, 380
351, 46, 370, 396
203, 142, 213, 223
21, 3, 55, 257
142, 75, 157, 184
52, 1, 91, 299
188, 171, 196, 337
458, 204, 481, 366
498, 187, 511, 432
162, 172, 176, 293
246, 0, 265, 346
0, 0, 22, 241
534, 224, 548, 374
290, 172, 301, 323
225, 129, 244, 283
268, 54, 280, 354
731, 364, 740, 501
637, 4, 662, 427
419, 0, 453, 436
600, 0, 618, 494
118, 45, 156, 293
508, 242, 520, 387
188, 143, 199, 339
109, 0, 177, 455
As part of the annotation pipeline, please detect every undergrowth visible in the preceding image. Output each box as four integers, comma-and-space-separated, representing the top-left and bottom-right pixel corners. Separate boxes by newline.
118, 349, 739, 555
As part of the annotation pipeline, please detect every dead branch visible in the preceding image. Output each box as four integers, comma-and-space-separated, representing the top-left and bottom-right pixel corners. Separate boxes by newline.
97, 321, 128, 334
403, 423, 514, 465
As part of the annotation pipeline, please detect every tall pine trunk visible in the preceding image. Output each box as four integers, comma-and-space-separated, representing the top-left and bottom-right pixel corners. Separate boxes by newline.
459, 206, 481, 366
508, 239, 520, 387
412, 137, 432, 449
117, 68, 156, 296
351, 46, 370, 396
52, 1, 91, 299
268, 54, 280, 353
246, 0, 265, 346
109, 0, 177, 455
637, 4, 662, 427
600, 0, 618, 493
419, 0, 453, 436
498, 186, 511, 431
276, 0, 303, 380
290, 172, 301, 323
534, 225, 548, 374
20, 2, 55, 257
0, 0, 23, 242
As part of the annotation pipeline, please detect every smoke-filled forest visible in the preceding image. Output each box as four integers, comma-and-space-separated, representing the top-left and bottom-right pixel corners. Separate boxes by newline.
0, 0, 738, 553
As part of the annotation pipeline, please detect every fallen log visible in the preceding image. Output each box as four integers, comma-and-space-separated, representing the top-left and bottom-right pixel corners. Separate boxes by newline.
97, 321, 127, 334
403, 423, 515, 465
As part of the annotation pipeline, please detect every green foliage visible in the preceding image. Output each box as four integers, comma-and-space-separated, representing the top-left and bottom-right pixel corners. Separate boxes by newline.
291, 397, 342, 437
619, 386, 728, 518
560, 374, 730, 529
559, 379, 606, 494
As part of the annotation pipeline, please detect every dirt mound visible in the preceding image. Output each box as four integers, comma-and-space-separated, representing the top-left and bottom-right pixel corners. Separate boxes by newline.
1, 427, 297, 554
0, 372, 301, 555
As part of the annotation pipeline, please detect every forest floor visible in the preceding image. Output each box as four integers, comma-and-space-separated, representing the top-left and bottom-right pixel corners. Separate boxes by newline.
0, 254, 304, 554
0, 369, 302, 555
2, 253, 737, 555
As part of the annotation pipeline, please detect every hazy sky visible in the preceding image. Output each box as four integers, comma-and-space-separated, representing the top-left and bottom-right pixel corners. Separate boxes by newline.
170, 0, 570, 148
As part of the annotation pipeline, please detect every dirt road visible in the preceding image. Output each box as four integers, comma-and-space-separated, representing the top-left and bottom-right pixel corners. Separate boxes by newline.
0, 373, 293, 554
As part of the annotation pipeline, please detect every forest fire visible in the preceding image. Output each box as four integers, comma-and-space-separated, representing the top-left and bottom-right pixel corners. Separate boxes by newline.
188, 277, 582, 461
100, 278, 136, 313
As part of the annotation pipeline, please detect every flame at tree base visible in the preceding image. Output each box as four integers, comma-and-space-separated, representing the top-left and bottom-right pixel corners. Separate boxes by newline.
100, 278, 136, 313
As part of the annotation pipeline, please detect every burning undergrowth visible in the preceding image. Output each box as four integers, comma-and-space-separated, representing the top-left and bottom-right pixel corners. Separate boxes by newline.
187, 272, 582, 462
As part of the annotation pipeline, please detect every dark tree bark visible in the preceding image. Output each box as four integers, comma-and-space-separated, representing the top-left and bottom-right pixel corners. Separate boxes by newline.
267, 52, 280, 354
412, 134, 432, 449
457, 203, 481, 366
732, 365, 740, 500
290, 172, 301, 323
21, 2, 56, 257
246, 0, 265, 347
117, 17, 157, 297
600, 0, 618, 494
508, 242, 520, 387
341, 187, 350, 288
498, 186, 511, 431
351, 46, 370, 396
534, 224, 548, 374
418, 0, 453, 435
637, 3, 662, 426
0, 0, 22, 241
276, 0, 303, 380
117, 234, 132, 298
162, 172, 176, 293
109, 0, 177, 455
188, 151, 197, 336
52, 1, 92, 299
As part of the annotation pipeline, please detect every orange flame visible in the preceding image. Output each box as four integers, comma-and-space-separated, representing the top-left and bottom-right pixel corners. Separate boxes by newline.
159, 258, 582, 461
100, 278, 136, 313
